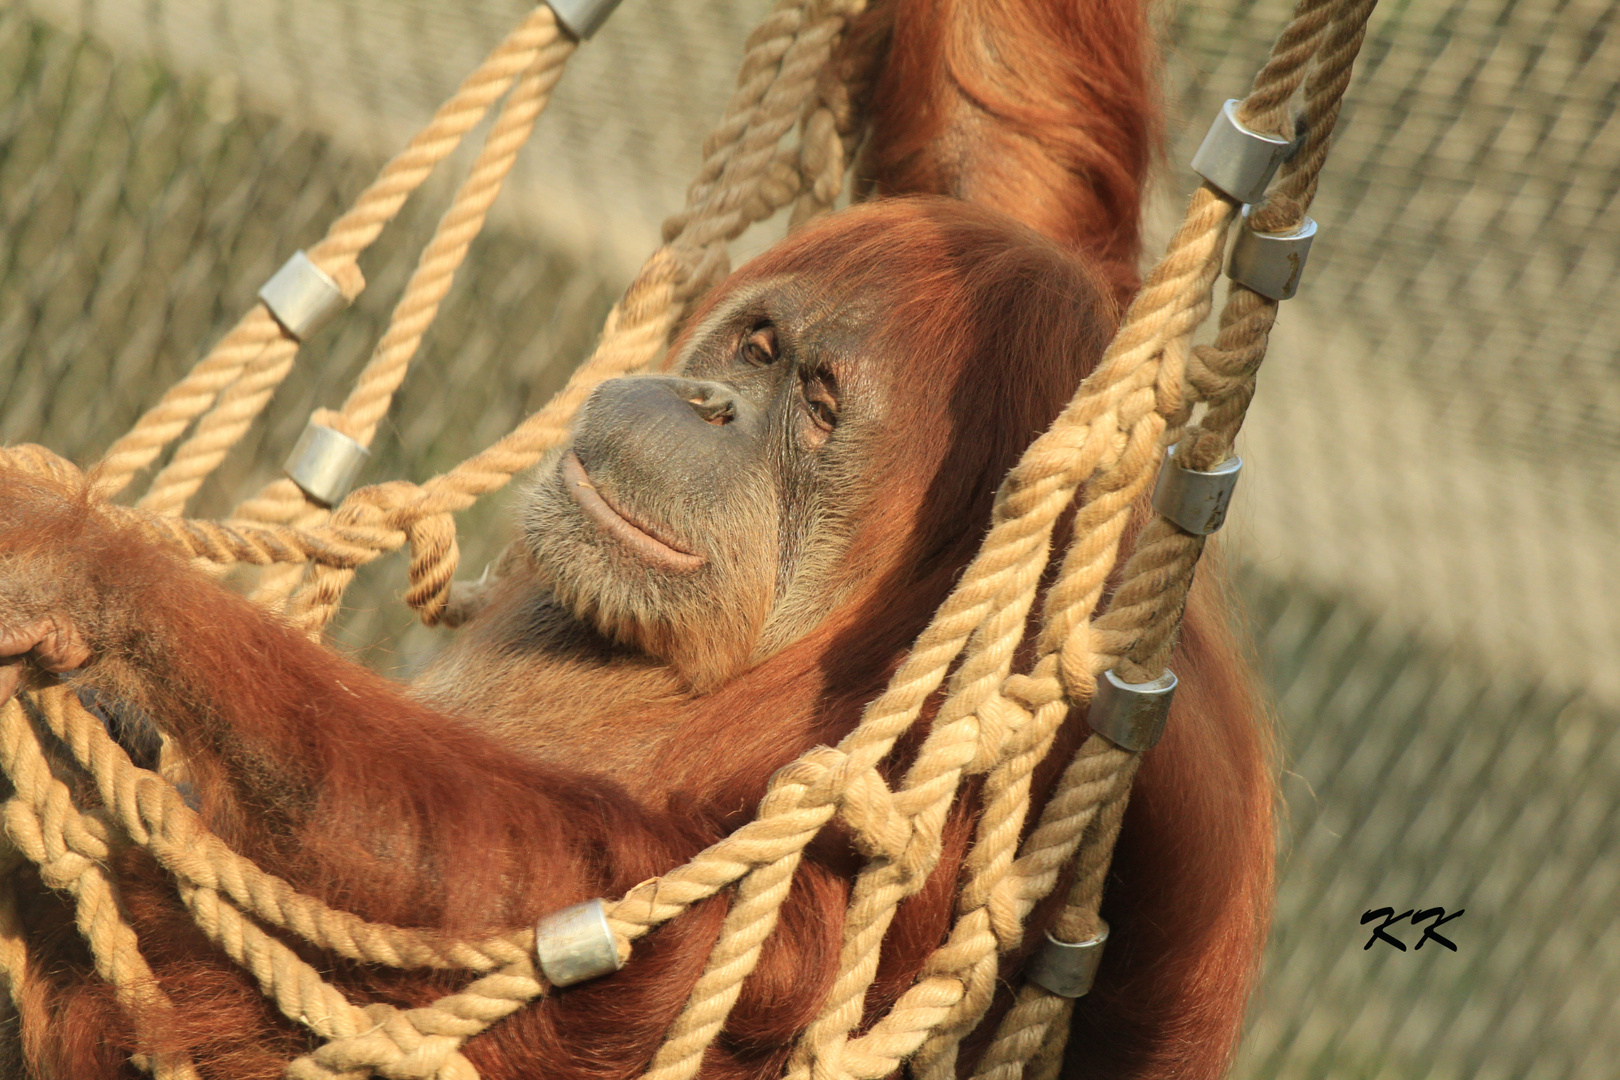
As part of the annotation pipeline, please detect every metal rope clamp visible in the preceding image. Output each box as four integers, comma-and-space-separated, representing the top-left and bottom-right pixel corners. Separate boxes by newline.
1088, 668, 1178, 752
1152, 443, 1243, 536
548, 0, 626, 39
1191, 99, 1294, 205
259, 250, 348, 341
283, 422, 370, 507
1025, 922, 1110, 999
1228, 205, 1318, 301
535, 898, 624, 987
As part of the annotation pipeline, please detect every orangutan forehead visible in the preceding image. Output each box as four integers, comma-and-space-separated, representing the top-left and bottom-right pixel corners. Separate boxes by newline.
685, 274, 878, 350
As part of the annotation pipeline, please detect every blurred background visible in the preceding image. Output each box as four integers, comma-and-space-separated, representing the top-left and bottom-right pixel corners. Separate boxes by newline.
0, 0, 1614, 1076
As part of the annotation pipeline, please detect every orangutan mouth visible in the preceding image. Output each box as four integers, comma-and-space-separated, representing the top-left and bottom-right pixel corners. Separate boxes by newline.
563, 452, 704, 572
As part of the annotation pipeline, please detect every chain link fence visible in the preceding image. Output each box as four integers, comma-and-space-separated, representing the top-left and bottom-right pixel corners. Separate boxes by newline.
0, 1, 1615, 1077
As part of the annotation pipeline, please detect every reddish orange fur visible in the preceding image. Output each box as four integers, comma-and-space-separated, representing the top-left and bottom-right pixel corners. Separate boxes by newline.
1, 2, 1273, 1078
850, 0, 1161, 304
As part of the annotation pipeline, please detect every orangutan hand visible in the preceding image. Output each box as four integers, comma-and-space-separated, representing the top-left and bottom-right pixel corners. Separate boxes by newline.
0, 471, 116, 702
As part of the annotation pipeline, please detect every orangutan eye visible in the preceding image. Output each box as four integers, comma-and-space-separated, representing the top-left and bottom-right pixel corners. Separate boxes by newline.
803, 374, 839, 432
740, 326, 778, 366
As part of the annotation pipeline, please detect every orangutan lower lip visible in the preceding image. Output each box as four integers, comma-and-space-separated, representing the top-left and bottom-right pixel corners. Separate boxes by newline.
562, 452, 704, 572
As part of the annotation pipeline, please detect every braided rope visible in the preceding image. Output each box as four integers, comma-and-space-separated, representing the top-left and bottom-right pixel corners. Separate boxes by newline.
763, 177, 1233, 1080
0, 0, 1381, 1077
664, 0, 868, 263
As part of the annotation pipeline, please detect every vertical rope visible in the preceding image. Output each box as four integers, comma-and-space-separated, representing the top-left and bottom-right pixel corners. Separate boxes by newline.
963, 3, 1382, 1076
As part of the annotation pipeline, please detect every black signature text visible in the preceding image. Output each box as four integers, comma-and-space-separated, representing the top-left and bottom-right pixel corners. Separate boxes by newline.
1360, 907, 1463, 952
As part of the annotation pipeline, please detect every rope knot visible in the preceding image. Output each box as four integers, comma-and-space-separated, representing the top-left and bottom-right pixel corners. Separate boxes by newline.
402, 513, 461, 626
769, 745, 848, 809
323, 480, 417, 553
967, 691, 1030, 775
836, 765, 913, 863
1003, 672, 1064, 713
1058, 635, 1099, 712
288, 1001, 478, 1080
1, 444, 89, 491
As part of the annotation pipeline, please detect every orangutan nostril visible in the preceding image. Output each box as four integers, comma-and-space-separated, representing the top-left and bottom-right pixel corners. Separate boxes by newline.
687, 393, 735, 426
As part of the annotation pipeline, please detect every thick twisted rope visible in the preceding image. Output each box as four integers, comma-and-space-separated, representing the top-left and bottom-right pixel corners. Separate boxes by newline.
2, 1, 896, 1073
5, 682, 549, 1079
101, 5, 574, 513
31, 685, 531, 971
1102, 0, 1380, 682
663, 0, 869, 284
786, 36, 875, 230
0, 694, 203, 1080
968, 764, 1136, 1080
767, 174, 1234, 1080
958, 1, 1382, 1070
4, 37, 1284, 1080
775, 0, 1378, 1073
232, 29, 576, 609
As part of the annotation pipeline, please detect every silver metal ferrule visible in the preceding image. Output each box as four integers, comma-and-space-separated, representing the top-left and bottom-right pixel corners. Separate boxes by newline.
1152, 444, 1243, 536
283, 422, 370, 507
1088, 668, 1177, 752
1025, 923, 1109, 999
1191, 99, 1293, 205
258, 251, 347, 340
535, 899, 623, 987
1227, 206, 1318, 301
548, 0, 626, 39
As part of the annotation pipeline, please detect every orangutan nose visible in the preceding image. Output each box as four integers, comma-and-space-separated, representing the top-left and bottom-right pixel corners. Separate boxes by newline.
573, 375, 764, 503
683, 382, 737, 426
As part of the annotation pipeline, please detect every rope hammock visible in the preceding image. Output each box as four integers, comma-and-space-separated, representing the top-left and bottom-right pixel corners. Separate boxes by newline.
0, 0, 1378, 1077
